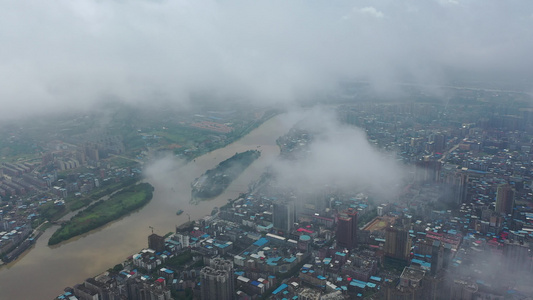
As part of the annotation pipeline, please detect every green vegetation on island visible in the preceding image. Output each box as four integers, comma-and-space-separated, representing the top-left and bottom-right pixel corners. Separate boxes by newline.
65, 177, 139, 212
48, 183, 154, 245
191, 150, 260, 199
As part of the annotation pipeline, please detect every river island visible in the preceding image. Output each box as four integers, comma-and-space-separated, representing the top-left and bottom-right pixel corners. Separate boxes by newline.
191, 150, 261, 199
48, 183, 154, 245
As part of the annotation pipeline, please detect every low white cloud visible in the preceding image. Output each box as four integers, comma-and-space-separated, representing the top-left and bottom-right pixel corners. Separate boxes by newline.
270, 108, 406, 200
437, 0, 460, 6
357, 7, 385, 18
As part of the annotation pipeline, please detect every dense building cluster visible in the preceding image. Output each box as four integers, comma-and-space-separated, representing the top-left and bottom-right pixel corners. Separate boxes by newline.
41, 90, 533, 299
0, 147, 141, 263
59, 95, 533, 300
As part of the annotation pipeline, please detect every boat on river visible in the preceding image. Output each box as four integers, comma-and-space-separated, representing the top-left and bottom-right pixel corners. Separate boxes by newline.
176, 209, 184, 215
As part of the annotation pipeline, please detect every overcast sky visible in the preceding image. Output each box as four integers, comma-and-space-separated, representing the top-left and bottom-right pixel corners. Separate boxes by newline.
1, 0, 532, 119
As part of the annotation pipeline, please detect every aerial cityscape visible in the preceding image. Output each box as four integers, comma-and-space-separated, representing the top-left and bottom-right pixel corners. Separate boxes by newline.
1, 1, 533, 300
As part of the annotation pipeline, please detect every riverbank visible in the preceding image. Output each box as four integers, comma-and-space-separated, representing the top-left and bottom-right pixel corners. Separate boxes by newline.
48, 183, 154, 245
1, 220, 49, 264
2, 230, 44, 263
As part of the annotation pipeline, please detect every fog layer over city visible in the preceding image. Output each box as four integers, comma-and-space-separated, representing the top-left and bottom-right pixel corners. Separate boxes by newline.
271, 108, 407, 199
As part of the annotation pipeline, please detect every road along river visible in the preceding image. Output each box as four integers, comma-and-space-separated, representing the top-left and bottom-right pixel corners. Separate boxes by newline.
0, 113, 295, 300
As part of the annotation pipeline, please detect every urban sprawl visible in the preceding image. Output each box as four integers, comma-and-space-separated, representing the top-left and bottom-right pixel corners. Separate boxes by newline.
1, 87, 533, 300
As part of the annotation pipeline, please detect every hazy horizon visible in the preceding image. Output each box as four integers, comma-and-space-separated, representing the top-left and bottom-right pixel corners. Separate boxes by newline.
1, 0, 532, 120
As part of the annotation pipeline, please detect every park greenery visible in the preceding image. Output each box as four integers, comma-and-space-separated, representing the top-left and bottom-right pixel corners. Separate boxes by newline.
48, 183, 154, 245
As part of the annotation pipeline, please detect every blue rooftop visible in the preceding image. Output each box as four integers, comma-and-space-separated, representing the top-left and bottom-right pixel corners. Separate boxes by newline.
253, 237, 269, 247
284, 257, 297, 263
251, 281, 261, 286
411, 259, 431, 270
272, 284, 288, 295
350, 281, 366, 289
267, 257, 281, 263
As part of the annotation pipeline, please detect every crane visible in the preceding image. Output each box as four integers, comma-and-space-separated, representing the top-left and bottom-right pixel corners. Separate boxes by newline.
149, 226, 154, 234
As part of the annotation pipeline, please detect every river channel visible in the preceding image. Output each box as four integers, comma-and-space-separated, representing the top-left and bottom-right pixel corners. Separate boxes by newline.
0, 113, 294, 300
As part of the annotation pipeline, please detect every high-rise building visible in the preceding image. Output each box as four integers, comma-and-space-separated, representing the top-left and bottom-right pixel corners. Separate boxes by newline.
384, 226, 411, 261
415, 156, 441, 182
449, 279, 478, 300
200, 259, 234, 300
336, 208, 358, 249
430, 241, 443, 276
441, 164, 470, 205
495, 183, 515, 215
148, 233, 165, 252
431, 132, 446, 153
442, 243, 452, 270
175, 233, 189, 248
273, 200, 295, 233
295, 191, 326, 218
451, 171, 469, 205
503, 240, 532, 272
